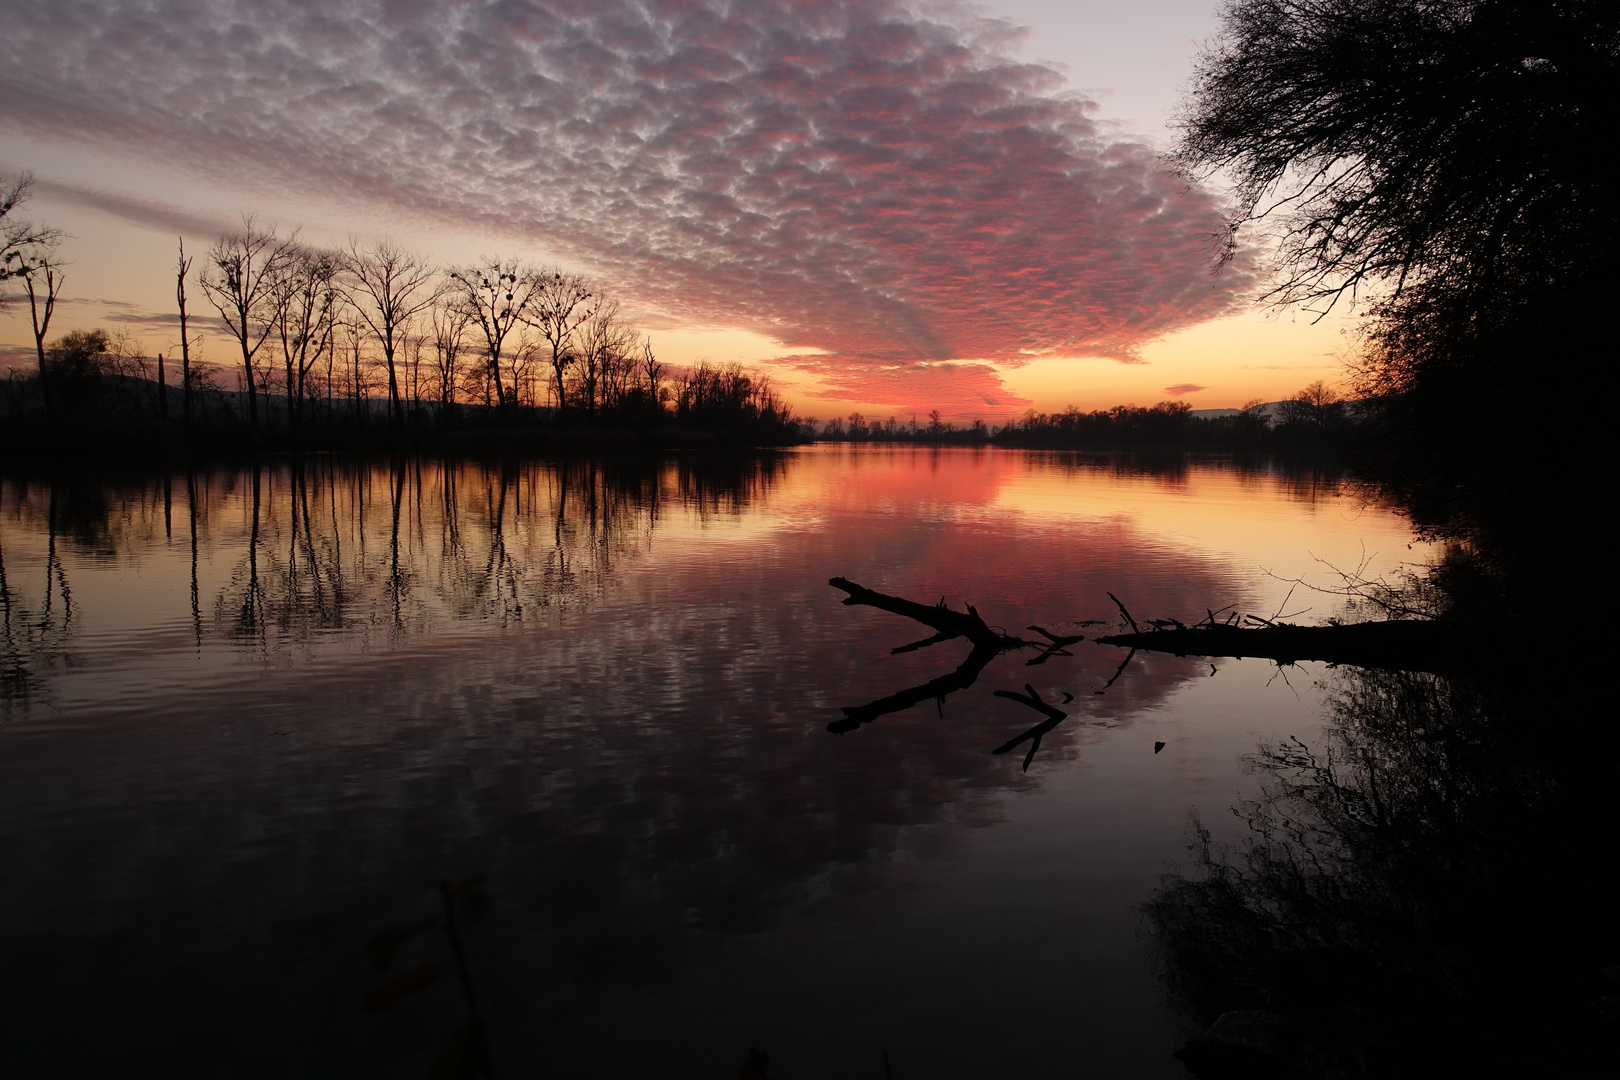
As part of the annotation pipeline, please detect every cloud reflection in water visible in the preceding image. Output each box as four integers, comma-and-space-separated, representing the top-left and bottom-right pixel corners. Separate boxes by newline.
0, 451, 1370, 1075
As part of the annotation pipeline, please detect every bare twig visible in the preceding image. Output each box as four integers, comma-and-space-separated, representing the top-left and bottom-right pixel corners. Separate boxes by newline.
1107, 592, 1141, 634
1271, 581, 1300, 621
1096, 647, 1137, 693
1024, 624, 1085, 666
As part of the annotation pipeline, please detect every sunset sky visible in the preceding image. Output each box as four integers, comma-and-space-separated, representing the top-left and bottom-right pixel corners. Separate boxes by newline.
0, 0, 1356, 421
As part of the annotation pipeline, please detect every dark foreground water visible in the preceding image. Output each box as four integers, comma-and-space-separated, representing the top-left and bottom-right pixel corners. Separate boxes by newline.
0, 448, 1426, 1078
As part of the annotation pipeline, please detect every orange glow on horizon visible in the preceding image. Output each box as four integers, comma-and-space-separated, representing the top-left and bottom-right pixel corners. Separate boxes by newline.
0, 191, 1357, 420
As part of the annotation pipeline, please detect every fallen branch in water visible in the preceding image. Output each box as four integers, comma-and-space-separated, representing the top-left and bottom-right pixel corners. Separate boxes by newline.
828, 577, 1035, 651
1026, 625, 1085, 666
1106, 592, 1141, 633
1096, 618, 1459, 674
827, 578, 1066, 732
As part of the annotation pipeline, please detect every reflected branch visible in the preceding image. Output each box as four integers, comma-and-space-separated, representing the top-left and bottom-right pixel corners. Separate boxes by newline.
1145, 662, 1615, 1076
187, 467, 201, 649
991, 683, 1069, 771
0, 538, 40, 707
1025, 624, 1085, 666
1096, 647, 1136, 694
827, 578, 1047, 734
830, 639, 1001, 734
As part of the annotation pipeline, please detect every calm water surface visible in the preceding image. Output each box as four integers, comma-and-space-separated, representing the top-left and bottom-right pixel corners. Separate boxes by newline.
0, 448, 1424, 1077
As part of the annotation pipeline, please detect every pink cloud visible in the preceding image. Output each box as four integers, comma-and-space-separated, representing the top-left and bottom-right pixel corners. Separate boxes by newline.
1163, 383, 1207, 396
795, 358, 1031, 417
0, 0, 1252, 410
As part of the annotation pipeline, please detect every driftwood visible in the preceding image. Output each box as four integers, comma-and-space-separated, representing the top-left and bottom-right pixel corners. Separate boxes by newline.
1096, 618, 1459, 674
828, 578, 1090, 768
826, 577, 1008, 732
828, 577, 1033, 652
827, 578, 1077, 733
828, 578, 1461, 774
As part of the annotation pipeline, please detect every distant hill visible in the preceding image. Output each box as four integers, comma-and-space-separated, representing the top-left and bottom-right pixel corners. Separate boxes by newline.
1190, 401, 1287, 420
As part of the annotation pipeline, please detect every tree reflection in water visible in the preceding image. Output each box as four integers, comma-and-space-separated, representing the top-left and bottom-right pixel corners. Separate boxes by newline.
0, 451, 1414, 1075
0, 455, 790, 711
0, 479, 76, 708
198, 453, 787, 648
1145, 661, 1617, 1078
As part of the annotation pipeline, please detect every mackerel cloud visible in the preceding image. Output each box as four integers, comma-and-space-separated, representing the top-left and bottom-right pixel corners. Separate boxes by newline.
0, 0, 1249, 412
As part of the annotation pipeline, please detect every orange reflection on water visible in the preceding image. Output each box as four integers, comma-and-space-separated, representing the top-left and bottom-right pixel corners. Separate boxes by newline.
0, 449, 1425, 1076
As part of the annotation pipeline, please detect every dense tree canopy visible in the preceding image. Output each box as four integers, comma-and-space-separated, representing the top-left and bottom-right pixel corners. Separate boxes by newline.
1182, 0, 1619, 541
1180, 0, 1620, 314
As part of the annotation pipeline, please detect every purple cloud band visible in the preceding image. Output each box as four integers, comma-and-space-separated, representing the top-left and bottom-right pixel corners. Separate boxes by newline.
1, 0, 1251, 411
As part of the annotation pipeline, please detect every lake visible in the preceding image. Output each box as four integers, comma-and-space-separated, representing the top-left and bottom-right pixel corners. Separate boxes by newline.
0, 448, 1427, 1077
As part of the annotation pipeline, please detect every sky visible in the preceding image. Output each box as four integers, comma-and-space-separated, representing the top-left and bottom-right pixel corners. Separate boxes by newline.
0, 0, 1356, 421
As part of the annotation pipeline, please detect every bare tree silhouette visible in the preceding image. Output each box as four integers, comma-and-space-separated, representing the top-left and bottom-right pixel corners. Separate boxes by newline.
271, 245, 342, 443
0, 172, 61, 291
446, 261, 540, 414
429, 300, 471, 431
20, 254, 66, 414
174, 238, 195, 430
346, 239, 443, 430
199, 216, 293, 431
523, 268, 593, 414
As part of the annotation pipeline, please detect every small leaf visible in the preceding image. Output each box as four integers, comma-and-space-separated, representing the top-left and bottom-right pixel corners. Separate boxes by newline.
364, 917, 436, 971
360, 963, 445, 1012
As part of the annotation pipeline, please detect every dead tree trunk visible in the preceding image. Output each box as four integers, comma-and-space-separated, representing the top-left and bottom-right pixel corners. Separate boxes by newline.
827, 578, 1047, 732
829, 577, 1033, 652
1096, 618, 1459, 673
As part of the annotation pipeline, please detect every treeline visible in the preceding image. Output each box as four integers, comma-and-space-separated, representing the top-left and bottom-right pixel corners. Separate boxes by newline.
811, 408, 991, 444
810, 382, 1360, 450
1174, 0, 1617, 587
999, 384, 1356, 449
1, 195, 807, 452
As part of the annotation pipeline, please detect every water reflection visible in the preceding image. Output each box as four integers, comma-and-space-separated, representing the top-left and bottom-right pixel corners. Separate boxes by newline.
1145, 661, 1615, 1078
0, 455, 789, 702
0, 479, 86, 707
201, 455, 783, 646
0, 451, 1421, 1076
